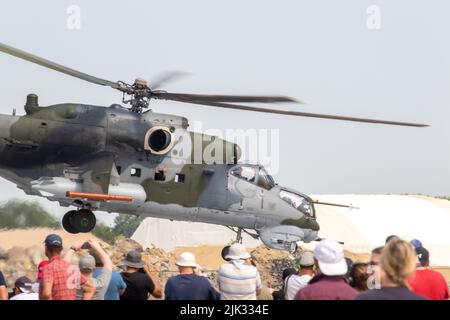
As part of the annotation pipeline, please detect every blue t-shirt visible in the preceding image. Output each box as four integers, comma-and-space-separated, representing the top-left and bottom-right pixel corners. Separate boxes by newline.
0, 271, 6, 287
93, 268, 127, 300
165, 274, 219, 300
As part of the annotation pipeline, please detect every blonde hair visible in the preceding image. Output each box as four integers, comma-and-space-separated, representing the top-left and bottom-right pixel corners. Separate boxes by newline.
381, 238, 416, 286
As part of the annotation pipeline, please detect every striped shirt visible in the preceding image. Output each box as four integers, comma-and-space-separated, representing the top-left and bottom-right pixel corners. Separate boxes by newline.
217, 260, 262, 300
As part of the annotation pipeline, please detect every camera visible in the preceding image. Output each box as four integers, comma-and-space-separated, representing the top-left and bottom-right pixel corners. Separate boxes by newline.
81, 242, 91, 249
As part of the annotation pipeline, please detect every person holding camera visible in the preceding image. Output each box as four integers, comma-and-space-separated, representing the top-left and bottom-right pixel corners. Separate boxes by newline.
119, 250, 162, 300
64, 239, 113, 300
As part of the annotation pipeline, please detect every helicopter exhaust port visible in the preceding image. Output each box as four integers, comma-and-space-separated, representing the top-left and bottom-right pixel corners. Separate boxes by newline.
144, 126, 176, 155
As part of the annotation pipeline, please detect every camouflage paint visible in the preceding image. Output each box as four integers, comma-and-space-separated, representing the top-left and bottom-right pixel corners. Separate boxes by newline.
0, 98, 321, 248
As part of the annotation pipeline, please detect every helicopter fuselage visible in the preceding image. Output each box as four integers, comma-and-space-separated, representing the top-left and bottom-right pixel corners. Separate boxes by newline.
0, 97, 319, 250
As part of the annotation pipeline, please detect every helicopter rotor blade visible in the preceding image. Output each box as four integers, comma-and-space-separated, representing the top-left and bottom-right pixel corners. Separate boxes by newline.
150, 71, 190, 90
153, 91, 300, 104
153, 96, 428, 127
0, 42, 122, 90
0, 42, 431, 127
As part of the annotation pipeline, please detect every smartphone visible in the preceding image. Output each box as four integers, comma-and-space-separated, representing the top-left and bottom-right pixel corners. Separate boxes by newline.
81, 242, 91, 249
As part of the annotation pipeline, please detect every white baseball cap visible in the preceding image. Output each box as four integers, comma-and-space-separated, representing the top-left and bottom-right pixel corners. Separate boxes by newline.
176, 252, 197, 268
225, 243, 251, 260
314, 240, 347, 276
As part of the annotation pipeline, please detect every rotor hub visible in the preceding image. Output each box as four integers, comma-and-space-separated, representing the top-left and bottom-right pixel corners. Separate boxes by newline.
133, 78, 148, 88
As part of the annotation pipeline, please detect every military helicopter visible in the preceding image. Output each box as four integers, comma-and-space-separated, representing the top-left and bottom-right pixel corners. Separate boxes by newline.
0, 43, 427, 251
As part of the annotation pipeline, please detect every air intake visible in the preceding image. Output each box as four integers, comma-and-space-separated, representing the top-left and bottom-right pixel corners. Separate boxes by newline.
25, 93, 39, 114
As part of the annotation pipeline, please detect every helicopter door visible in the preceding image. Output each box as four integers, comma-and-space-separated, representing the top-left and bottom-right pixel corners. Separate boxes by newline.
255, 167, 272, 210
229, 165, 261, 212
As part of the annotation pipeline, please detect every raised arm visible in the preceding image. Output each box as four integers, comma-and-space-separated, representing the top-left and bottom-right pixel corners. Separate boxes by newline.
63, 240, 84, 263
88, 239, 112, 271
143, 264, 162, 298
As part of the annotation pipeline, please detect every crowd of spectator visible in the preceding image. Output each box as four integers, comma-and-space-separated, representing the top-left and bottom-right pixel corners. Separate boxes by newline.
0, 233, 448, 300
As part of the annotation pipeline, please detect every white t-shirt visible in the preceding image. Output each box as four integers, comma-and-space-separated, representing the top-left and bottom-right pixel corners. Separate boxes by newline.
10, 292, 39, 300
284, 274, 313, 300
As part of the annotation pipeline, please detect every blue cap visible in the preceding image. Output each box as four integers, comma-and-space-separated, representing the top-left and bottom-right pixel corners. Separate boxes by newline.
44, 234, 63, 247
410, 239, 423, 249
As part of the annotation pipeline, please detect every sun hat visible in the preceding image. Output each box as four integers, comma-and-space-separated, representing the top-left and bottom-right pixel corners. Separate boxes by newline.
120, 250, 145, 269
176, 252, 197, 268
225, 243, 251, 260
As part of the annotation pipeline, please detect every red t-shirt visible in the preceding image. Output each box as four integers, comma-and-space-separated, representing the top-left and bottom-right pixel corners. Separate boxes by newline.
408, 268, 449, 300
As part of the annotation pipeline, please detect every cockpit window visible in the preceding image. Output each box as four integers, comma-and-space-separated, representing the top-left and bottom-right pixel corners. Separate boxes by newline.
257, 167, 275, 190
279, 190, 313, 216
230, 166, 256, 183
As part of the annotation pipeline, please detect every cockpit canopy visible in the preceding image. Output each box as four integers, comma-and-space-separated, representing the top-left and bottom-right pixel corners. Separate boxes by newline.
229, 164, 276, 190
279, 190, 314, 216
229, 164, 315, 217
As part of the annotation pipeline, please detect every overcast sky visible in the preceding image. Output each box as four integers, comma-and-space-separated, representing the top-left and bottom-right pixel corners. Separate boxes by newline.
0, 1, 449, 224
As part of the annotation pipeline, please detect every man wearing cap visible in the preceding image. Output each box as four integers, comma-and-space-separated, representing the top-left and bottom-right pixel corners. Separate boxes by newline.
284, 251, 315, 300
294, 240, 358, 300
63, 239, 113, 300
410, 239, 423, 250
10, 276, 38, 300
165, 252, 219, 300
120, 250, 162, 300
217, 243, 262, 300
408, 246, 449, 300
39, 234, 89, 300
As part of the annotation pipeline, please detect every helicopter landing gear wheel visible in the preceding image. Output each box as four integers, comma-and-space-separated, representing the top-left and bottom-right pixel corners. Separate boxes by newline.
62, 210, 79, 234
62, 209, 96, 233
72, 209, 96, 233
